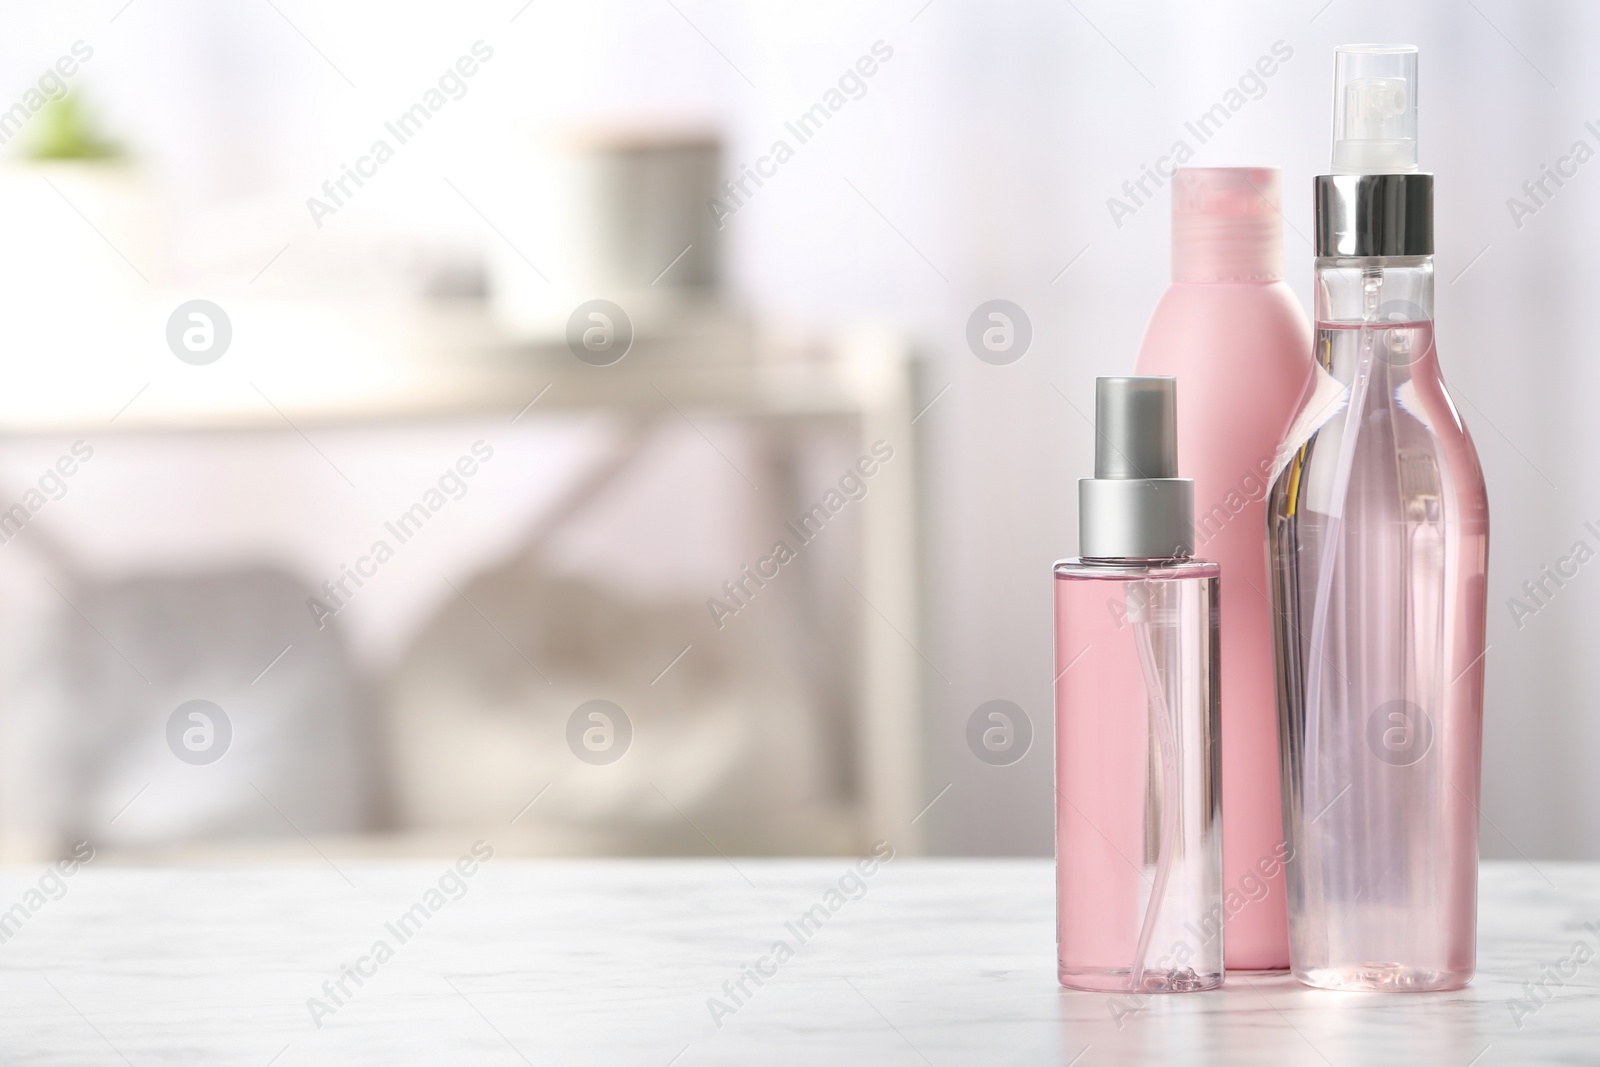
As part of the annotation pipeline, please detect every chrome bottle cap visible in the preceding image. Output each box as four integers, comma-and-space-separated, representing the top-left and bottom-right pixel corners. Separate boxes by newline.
1314, 173, 1433, 257
1078, 377, 1194, 560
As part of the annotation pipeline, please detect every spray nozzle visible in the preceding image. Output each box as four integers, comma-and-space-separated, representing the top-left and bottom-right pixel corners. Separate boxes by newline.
1078, 377, 1194, 560
1331, 44, 1419, 174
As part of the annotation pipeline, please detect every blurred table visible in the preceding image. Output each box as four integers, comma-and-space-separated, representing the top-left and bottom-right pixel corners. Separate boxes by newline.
0, 298, 928, 857
0, 858, 1581, 1064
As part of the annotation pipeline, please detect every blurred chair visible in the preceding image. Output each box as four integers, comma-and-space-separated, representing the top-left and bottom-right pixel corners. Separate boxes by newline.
0, 501, 373, 854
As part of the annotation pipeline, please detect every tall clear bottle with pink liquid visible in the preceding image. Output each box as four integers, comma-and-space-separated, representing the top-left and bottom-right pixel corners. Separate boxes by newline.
1267, 45, 1489, 991
1056, 377, 1223, 993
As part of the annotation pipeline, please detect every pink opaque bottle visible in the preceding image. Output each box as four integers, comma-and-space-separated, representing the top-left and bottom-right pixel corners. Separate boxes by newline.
1135, 167, 1312, 971
1056, 377, 1223, 993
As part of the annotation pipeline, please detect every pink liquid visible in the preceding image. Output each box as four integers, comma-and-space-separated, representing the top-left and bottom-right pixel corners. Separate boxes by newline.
1055, 559, 1222, 992
1268, 318, 1488, 990
1136, 279, 1312, 969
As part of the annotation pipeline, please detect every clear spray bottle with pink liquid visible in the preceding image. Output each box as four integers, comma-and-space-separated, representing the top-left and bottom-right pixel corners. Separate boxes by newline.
1267, 45, 1489, 991
1055, 377, 1223, 993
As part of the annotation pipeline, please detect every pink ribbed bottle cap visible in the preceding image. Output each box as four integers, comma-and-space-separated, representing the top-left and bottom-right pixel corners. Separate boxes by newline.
1172, 167, 1282, 283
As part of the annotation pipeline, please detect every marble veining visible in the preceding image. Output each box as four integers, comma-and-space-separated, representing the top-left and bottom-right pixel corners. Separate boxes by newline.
0, 858, 1594, 1065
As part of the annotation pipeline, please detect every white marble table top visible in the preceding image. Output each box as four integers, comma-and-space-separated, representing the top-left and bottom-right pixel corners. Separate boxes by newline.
0, 855, 1592, 1065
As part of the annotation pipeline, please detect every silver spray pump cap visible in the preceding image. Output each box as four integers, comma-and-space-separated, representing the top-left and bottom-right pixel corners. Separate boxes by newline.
1078, 376, 1194, 560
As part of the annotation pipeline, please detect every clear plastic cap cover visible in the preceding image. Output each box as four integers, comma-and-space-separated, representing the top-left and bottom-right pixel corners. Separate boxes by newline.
1330, 44, 1418, 174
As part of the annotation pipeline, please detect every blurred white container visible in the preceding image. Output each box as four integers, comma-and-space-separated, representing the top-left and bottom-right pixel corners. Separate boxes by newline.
0, 159, 161, 353
488, 129, 724, 341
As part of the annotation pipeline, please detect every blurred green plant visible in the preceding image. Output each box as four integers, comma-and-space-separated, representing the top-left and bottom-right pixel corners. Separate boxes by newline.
26, 95, 122, 161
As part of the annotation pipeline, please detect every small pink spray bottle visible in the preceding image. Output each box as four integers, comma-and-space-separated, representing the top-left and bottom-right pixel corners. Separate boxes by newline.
1055, 377, 1223, 993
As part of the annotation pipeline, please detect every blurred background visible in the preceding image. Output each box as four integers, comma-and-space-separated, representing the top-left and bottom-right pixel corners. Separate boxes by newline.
0, 0, 1590, 863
